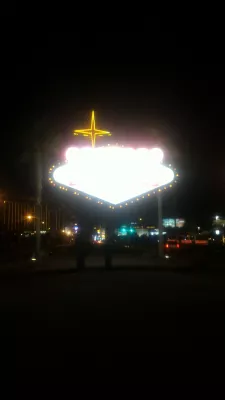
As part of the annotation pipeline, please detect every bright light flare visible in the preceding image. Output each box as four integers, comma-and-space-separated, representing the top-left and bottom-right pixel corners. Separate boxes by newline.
149, 148, 163, 163
53, 146, 174, 205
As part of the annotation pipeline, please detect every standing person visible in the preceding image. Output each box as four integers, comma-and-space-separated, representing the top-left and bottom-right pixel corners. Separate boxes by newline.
75, 228, 91, 270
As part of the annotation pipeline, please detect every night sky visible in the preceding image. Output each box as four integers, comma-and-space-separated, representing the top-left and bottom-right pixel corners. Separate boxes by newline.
1, 31, 225, 225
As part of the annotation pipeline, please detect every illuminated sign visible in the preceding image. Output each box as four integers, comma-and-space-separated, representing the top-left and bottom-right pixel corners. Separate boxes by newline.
52, 146, 175, 205
175, 219, 185, 228
163, 218, 185, 228
163, 218, 176, 228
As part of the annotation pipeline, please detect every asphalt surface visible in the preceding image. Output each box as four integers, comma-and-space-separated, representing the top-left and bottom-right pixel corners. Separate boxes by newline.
0, 267, 225, 383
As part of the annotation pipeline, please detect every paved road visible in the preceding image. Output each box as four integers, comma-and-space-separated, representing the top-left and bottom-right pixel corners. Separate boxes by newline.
0, 268, 224, 375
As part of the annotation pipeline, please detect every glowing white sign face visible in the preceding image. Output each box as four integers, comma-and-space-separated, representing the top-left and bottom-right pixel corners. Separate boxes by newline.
53, 147, 174, 205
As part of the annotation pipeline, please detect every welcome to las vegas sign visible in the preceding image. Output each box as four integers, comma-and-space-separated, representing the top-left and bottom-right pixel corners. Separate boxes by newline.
49, 146, 176, 207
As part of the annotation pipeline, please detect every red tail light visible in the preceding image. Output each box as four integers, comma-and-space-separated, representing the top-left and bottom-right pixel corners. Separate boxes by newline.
176, 243, 180, 248
165, 244, 169, 248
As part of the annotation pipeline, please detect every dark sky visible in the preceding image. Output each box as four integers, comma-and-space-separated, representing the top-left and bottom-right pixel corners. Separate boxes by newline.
1, 31, 225, 224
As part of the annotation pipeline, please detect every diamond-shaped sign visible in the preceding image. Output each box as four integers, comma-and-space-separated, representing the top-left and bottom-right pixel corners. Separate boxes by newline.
52, 147, 174, 205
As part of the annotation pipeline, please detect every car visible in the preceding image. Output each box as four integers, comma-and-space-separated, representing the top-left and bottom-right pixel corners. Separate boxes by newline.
165, 239, 180, 250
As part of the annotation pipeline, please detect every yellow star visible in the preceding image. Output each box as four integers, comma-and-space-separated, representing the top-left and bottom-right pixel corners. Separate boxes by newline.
74, 110, 111, 147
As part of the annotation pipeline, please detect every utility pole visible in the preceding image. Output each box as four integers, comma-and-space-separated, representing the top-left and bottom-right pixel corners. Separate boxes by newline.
158, 191, 164, 258
35, 149, 42, 260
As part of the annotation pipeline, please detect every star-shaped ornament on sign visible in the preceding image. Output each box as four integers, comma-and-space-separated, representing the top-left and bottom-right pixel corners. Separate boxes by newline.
74, 110, 111, 147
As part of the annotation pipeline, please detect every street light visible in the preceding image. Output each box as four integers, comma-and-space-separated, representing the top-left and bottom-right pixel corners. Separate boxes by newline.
25, 215, 42, 222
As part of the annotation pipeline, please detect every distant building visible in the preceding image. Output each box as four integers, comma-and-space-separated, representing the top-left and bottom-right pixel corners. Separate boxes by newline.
0, 200, 65, 232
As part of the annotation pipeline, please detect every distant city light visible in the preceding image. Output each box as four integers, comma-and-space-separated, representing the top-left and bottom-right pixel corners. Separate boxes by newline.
215, 216, 219, 220
215, 229, 220, 235
53, 146, 174, 205
92, 227, 106, 243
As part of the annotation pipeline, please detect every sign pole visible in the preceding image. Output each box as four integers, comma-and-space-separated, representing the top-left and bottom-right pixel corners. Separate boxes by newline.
35, 149, 42, 260
158, 191, 164, 258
